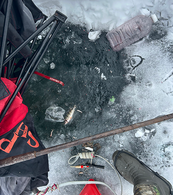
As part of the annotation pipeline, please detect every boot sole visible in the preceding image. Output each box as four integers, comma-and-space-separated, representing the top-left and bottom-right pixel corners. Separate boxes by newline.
112, 150, 173, 194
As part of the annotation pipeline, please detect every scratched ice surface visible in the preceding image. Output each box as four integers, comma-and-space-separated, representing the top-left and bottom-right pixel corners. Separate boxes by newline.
23, 0, 173, 194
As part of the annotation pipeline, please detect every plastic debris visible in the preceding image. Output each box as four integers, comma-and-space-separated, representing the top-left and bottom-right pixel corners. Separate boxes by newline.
85, 147, 94, 152
106, 14, 158, 51
110, 96, 115, 103
88, 31, 101, 42
45, 105, 65, 122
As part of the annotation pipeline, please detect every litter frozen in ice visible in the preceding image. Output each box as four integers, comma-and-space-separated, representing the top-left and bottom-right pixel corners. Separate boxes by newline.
45, 105, 65, 122
43, 58, 50, 64
88, 30, 101, 41
108, 96, 116, 105
106, 14, 157, 52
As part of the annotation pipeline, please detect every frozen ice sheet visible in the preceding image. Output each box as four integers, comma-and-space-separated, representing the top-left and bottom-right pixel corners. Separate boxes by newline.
34, 0, 173, 31
26, 0, 173, 194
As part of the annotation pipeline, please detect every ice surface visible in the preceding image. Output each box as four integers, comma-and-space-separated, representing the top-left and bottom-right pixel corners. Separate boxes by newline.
140, 8, 151, 16
61, 31, 82, 49
28, 0, 173, 194
121, 37, 173, 119
34, 0, 173, 31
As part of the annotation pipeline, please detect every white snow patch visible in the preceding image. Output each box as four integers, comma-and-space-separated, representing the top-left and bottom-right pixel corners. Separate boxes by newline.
88, 30, 101, 41
140, 8, 151, 16
101, 73, 107, 80
135, 128, 145, 138
34, 0, 173, 32
121, 40, 173, 119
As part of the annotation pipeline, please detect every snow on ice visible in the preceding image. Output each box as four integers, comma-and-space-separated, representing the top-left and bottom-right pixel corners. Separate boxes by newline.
33, 0, 173, 194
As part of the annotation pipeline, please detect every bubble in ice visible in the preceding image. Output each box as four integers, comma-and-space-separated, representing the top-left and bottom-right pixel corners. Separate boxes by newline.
95, 106, 101, 112
94, 67, 100, 74
43, 58, 50, 64
50, 62, 55, 69
63, 32, 82, 48
101, 73, 107, 80
45, 105, 65, 122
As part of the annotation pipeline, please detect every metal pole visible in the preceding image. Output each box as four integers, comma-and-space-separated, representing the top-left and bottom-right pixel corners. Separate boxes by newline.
2, 15, 55, 66
0, 0, 13, 77
0, 11, 67, 122
0, 21, 58, 122
15, 59, 28, 86
15, 34, 38, 86
0, 113, 172, 168
10, 15, 46, 82
6, 45, 13, 79
20, 20, 63, 95
3, 11, 67, 66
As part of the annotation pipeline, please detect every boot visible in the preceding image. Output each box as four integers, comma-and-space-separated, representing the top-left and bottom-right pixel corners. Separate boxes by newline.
112, 150, 173, 195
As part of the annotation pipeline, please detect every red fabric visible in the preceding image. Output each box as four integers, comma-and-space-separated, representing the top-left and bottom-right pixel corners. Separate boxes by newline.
0, 78, 28, 136
79, 179, 101, 195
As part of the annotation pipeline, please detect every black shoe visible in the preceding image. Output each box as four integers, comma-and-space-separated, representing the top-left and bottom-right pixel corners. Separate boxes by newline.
112, 150, 173, 195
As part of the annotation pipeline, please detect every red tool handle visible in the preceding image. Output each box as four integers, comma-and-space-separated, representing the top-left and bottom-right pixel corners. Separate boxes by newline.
34, 71, 64, 86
